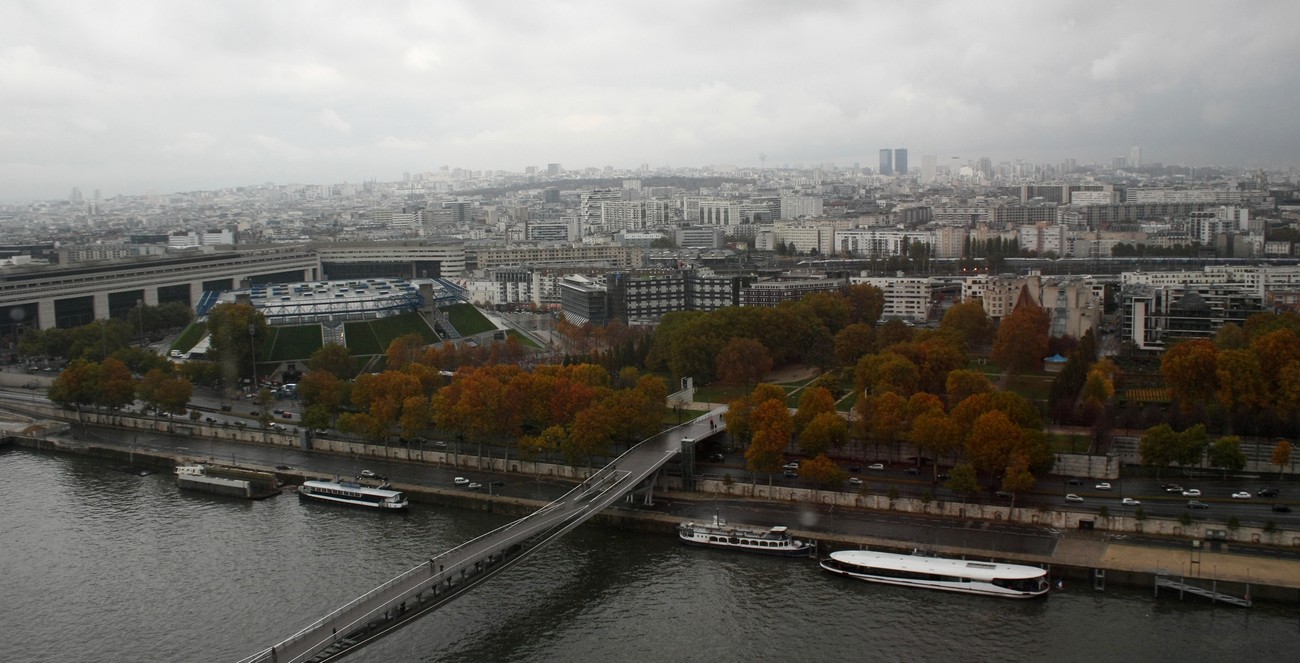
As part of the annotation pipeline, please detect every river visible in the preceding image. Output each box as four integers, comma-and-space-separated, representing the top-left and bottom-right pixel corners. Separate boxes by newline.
2, 448, 1298, 663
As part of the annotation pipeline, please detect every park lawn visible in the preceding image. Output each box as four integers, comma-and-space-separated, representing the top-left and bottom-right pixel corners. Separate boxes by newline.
1047, 432, 1093, 454
506, 329, 541, 349
171, 321, 207, 352
443, 303, 497, 336
267, 325, 323, 361
694, 383, 755, 405
370, 313, 438, 347
344, 321, 384, 356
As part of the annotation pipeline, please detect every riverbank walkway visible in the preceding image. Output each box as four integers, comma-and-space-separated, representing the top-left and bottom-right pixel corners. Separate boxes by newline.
236, 409, 726, 663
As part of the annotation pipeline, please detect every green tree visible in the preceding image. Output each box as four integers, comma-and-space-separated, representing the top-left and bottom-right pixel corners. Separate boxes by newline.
1175, 424, 1209, 469
206, 302, 267, 385
945, 463, 981, 507
844, 283, 885, 326
308, 343, 356, 379
1207, 435, 1247, 478
1139, 424, 1179, 478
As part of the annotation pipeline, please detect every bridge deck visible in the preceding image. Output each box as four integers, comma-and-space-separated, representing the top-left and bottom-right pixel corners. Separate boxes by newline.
238, 409, 725, 663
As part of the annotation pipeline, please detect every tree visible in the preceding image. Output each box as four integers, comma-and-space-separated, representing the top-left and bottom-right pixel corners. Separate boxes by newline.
1208, 436, 1246, 478
1161, 339, 1219, 410
800, 453, 848, 489
868, 391, 907, 461
715, 337, 772, 386
945, 463, 980, 507
308, 343, 356, 379
1272, 440, 1293, 477
844, 283, 885, 326
1140, 424, 1179, 478
747, 399, 792, 487
911, 411, 960, 480
47, 359, 99, 421
94, 357, 137, 412
945, 369, 994, 409
991, 297, 1050, 375
798, 411, 849, 457
1214, 322, 1248, 350
385, 333, 427, 371
1001, 454, 1037, 511
792, 387, 835, 437
966, 410, 1023, 479
940, 300, 994, 349
833, 323, 876, 367
205, 302, 267, 385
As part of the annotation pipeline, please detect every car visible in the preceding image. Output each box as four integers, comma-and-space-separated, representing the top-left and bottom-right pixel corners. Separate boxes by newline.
847, 465, 861, 472
936, 472, 950, 480
1163, 484, 1183, 493
708, 453, 725, 462
273, 409, 284, 415
453, 477, 470, 486
1065, 494, 1084, 502
204, 417, 216, 423
274, 464, 292, 471
994, 490, 1013, 499
220, 404, 232, 412
1095, 482, 1112, 491
783, 470, 798, 478
282, 412, 293, 419
1258, 488, 1279, 498
1181, 489, 1201, 497
783, 462, 800, 471
432, 440, 448, 448
1066, 478, 1083, 486
848, 477, 863, 486
903, 467, 919, 475
1232, 491, 1252, 499
1272, 504, 1292, 513
1187, 500, 1210, 509
868, 463, 885, 471
249, 410, 260, 416
467, 482, 482, 490
360, 470, 376, 478
1121, 497, 1141, 506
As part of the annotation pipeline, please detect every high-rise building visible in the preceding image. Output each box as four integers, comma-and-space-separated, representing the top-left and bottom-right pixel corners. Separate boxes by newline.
547, 163, 562, 176
878, 149, 893, 176
921, 154, 937, 182
1129, 145, 1142, 169
894, 149, 908, 176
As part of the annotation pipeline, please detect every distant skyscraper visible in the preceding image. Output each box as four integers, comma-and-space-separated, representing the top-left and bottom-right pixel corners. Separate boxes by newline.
894, 149, 908, 176
1129, 145, 1142, 169
920, 154, 937, 182
878, 149, 893, 176
547, 163, 562, 176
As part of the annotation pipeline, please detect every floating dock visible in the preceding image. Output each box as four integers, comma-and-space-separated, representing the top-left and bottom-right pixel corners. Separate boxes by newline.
175, 464, 280, 499
1154, 574, 1252, 607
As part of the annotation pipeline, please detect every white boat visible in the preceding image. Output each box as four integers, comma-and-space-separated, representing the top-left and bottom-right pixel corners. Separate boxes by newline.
821, 549, 1050, 599
678, 514, 814, 557
297, 478, 409, 511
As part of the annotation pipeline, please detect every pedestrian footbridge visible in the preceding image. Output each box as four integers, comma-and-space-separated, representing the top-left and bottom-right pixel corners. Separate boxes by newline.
237, 409, 726, 663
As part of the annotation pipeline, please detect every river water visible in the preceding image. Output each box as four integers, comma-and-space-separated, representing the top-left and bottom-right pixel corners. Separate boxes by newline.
2, 448, 1298, 663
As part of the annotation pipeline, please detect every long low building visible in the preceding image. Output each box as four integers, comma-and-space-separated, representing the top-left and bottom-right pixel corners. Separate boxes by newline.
0, 240, 466, 335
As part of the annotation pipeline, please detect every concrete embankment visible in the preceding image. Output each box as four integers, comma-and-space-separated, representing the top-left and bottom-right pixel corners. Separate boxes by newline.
9, 434, 1300, 605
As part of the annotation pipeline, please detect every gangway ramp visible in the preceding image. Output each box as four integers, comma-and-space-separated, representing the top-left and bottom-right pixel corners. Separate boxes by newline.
237, 408, 726, 663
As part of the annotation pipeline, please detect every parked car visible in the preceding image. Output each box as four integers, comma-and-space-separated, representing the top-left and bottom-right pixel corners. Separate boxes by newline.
1121, 497, 1141, 506
1258, 488, 1279, 497
1272, 504, 1292, 513
360, 469, 376, 478
1231, 491, 1252, 499
453, 477, 470, 486
1187, 500, 1210, 509
1095, 482, 1112, 491
848, 477, 863, 486
868, 463, 885, 471
1181, 489, 1201, 497
1065, 493, 1084, 503
220, 404, 232, 412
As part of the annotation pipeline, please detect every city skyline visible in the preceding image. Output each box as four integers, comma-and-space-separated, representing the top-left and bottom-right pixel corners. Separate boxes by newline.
4, 0, 1299, 201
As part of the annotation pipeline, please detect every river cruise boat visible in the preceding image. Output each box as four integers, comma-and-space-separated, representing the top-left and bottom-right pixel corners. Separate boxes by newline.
821, 549, 1050, 599
678, 514, 814, 557
297, 478, 409, 511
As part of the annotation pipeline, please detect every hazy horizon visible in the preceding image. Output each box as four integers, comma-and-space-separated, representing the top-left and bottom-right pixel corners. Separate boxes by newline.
5, 0, 1299, 201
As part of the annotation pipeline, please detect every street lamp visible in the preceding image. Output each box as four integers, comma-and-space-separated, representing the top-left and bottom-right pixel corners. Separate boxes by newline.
248, 323, 257, 388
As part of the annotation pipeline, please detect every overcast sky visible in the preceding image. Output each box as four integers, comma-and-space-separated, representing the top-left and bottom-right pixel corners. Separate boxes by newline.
4, 0, 1298, 201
